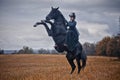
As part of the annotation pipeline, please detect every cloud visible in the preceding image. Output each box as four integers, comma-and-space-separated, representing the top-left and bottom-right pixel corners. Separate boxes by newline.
77, 21, 110, 43
0, 24, 54, 49
0, 0, 120, 49
62, 0, 120, 11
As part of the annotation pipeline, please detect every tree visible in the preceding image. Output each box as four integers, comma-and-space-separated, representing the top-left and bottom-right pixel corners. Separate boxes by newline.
0, 48, 4, 54
106, 36, 120, 58
83, 42, 96, 55
96, 36, 111, 56
38, 48, 58, 54
38, 48, 50, 54
18, 46, 34, 54
96, 35, 120, 58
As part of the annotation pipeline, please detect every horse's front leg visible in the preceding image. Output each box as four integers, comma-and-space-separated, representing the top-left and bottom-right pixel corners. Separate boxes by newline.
44, 20, 54, 27
33, 22, 44, 27
33, 21, 52, 36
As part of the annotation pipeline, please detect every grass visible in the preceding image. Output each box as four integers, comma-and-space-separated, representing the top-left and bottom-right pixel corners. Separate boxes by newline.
0, 54, 120, 80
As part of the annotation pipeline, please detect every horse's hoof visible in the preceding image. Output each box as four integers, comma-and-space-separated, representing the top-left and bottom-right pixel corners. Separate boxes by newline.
70, 66, 76, 74
33, 25, 36, 27
78, 68, 81, 74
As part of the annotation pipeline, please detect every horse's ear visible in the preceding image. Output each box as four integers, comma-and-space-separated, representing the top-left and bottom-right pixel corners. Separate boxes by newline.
56, 7, 59, 10
51, 7, 53, 9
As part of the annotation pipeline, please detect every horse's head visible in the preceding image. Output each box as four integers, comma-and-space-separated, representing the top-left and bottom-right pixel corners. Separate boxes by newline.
46, 7, 60, 20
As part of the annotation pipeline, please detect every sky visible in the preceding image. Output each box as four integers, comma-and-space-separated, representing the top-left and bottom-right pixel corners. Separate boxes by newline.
0, 0, 120, 50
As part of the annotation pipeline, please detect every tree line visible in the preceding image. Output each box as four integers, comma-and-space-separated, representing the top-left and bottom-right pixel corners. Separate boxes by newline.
96, 35, 120, 58
0, 35, 119, 58
17, 46, 58, 54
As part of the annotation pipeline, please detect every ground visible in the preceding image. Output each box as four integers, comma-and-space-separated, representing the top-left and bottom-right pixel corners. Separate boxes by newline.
0, 54, 120, 80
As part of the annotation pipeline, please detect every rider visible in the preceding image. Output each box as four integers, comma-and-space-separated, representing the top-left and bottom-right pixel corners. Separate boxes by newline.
64, 12, 79, 51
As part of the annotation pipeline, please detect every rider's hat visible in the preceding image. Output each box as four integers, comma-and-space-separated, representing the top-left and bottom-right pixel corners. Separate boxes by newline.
69, 12, 76, 18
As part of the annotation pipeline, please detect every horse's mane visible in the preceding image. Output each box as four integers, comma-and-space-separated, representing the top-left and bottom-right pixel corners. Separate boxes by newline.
57, 10, 67, 24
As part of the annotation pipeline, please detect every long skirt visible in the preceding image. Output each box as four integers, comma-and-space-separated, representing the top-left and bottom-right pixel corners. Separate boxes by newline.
65, 30, 78, 51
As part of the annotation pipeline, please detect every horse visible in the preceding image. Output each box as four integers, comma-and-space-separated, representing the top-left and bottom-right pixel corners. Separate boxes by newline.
34, 7, 87, 74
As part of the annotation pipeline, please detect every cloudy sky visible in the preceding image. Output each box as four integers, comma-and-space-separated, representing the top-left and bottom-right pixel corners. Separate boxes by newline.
0, 0, 120, 50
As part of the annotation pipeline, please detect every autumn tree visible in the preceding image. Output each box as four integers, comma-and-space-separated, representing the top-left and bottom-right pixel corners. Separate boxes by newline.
106, 36, 120, 58
96, 36, 111, 56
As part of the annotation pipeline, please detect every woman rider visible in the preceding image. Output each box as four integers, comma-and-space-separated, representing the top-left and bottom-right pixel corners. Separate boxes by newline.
64, 12, 79, 51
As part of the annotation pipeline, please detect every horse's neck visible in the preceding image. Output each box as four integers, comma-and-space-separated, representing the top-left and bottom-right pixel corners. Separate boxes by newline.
51, 13, 67, 45
54, 15, 65, 25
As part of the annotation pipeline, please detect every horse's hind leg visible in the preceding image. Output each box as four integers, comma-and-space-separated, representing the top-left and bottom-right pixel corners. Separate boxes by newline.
66, 53, 76, 74
76, 54, 81, 74
67, 58, 76, 74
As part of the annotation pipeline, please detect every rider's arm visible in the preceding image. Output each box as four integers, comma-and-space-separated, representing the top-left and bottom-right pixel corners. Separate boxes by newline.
68, 21, 76, 29
64, 19, 69, 30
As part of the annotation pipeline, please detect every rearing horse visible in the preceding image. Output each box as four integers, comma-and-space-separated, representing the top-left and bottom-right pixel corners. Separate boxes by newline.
34, 7, 87, 74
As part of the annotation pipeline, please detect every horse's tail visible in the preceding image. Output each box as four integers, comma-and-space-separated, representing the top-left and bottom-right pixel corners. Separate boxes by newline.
81, 50, 87, 69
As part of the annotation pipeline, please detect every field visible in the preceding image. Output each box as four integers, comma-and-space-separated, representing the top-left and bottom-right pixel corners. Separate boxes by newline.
0, 54, 120, 80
